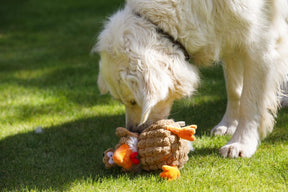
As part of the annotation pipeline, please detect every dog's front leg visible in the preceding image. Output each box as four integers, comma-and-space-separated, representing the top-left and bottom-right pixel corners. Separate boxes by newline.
219, 51, 278, 158
211, 56, 243, 136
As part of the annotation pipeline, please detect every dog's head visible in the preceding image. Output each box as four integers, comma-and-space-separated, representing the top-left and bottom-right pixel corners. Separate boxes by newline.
93, 7, 199, 131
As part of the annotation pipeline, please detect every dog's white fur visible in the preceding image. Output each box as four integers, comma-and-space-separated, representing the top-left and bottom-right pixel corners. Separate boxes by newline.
94, 0, 288, 158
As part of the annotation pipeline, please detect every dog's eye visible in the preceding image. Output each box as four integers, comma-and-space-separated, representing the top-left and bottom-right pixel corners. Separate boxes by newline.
130, 100, 137, 106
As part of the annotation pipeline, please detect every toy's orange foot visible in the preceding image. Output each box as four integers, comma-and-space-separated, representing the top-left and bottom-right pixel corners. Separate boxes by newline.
160, 165, 180, 181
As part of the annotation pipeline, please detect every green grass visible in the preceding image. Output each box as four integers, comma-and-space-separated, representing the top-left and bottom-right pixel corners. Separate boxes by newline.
0, 0, 287, 191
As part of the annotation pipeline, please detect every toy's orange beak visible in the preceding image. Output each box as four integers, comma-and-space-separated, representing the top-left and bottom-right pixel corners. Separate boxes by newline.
112, 144, 133, 170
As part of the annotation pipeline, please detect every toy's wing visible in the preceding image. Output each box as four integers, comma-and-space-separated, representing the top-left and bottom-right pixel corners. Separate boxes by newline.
166, 125, 197, 141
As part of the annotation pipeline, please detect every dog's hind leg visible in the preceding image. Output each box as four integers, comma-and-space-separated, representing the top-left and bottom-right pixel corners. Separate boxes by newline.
211, 55, 243, 136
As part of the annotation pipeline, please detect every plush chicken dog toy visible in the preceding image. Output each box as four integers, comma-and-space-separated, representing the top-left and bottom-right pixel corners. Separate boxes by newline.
103, 119, 196, 180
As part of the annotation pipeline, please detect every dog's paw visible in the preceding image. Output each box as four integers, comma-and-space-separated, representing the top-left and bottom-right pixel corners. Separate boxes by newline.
211, 120, 237, 136
219, 142, 256, 158
211, 125, 227, 136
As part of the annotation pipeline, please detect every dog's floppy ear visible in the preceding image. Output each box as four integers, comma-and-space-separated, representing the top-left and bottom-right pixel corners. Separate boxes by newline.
138, 49, 200, 123
140, 53, 173, 123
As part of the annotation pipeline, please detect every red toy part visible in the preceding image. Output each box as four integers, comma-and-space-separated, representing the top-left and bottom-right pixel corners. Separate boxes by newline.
130, 152, 140, 165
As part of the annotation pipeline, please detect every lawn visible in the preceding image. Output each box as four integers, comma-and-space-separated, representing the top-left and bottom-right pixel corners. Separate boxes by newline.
0, 0, 287, 191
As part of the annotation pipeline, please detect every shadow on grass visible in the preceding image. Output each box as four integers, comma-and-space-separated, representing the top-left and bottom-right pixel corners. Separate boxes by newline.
0, 114, 125, 191
0, 92, 230, 192
1, 99, 287, 191
0, 96, 226, 191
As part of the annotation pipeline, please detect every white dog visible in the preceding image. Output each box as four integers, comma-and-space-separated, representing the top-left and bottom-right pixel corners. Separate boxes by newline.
94, 0, 288, 158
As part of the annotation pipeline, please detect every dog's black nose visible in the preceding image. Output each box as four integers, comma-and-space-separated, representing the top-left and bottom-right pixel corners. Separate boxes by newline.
127, 125, 134, 131
127, 124, 141, 133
